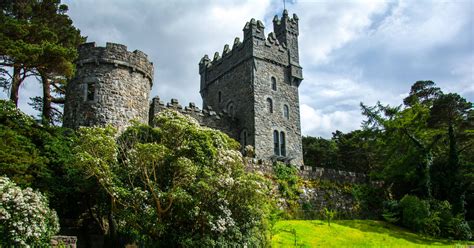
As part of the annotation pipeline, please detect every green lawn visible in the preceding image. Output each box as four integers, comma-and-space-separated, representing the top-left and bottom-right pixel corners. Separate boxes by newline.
272, 220, 473, 247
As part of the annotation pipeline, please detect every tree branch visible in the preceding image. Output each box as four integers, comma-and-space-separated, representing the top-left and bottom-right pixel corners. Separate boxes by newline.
51, 81, 66, 94
402, 128, 426, 151
51, 97, 65, 104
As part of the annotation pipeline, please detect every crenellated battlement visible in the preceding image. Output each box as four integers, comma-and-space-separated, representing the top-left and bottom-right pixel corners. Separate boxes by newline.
199, 15, 297, 92
273, 10, 299, 36
76, 42, 154, 83
149, 96, 239, 139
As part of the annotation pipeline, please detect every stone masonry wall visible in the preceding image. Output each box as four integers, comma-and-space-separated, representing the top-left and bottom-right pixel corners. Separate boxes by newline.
149, 97, 239, 139
63, 42, 153, 130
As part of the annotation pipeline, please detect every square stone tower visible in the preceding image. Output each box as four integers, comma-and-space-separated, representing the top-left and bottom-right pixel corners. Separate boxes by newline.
199, 10, 304, 165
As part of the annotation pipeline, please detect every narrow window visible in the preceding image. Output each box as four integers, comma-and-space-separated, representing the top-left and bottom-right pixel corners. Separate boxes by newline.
267, 98, 273, 113
273, 130, 279, 155
218, 91, 222, 103
241, 130, 247, 147
280, 131, 286, 156
86, 82, 95, 101
271, 77, 277, 91
243, 131, 247, 146
227, 102, 235, 117
283, 104, 289, 119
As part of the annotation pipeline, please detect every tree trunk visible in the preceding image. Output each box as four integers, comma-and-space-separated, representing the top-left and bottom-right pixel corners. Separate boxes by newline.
40, 71, 52, 125
448, 123, 464, 214
10, 65, 21, 106
104, 197, 118, 248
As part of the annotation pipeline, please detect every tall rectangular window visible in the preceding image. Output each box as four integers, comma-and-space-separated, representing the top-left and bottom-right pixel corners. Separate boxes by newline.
267, 98, 273, 113
273, 130, 279, 155
280, 131, 286, 156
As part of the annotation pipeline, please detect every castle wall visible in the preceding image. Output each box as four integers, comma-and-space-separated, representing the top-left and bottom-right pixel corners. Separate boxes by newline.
63, 42, 153, 129
200, 59, 255, 148
149, 97, 239, 140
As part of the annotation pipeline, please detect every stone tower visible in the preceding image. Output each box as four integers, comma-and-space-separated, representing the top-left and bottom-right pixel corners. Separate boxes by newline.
63, 42, 153, 129
199, 10, 304, 165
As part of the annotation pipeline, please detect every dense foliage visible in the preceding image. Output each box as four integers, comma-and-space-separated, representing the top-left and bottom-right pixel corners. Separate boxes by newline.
302, 81, 473, 240
302, 129, 380, 174
383, 195, 472, 240
74, 110, 274, 246
0, 176, 59, 247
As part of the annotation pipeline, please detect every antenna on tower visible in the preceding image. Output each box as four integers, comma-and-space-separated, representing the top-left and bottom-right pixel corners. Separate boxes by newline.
283, 0, 286, 10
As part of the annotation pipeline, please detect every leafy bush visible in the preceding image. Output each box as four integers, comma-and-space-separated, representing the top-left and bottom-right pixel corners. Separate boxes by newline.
74, 110, 274, 246
0, 176, 59, 246
382, 200, 400, 223
447, 215, 472, 240
399, 195, 430, 233
352, 184, 386, 218
273, 162, 301, 217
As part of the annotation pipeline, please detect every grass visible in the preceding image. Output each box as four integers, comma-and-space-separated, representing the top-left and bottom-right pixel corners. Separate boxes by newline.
272, 220, 473, 247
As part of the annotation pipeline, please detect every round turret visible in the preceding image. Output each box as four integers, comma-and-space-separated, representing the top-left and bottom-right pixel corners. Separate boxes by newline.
63, 42, 154, 129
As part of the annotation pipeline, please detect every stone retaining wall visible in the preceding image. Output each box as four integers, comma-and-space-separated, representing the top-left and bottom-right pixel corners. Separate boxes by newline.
51, 236, 77, 248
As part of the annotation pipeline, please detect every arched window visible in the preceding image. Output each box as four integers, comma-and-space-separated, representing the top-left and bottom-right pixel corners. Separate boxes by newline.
283, 104, 289, 119
271, 77, 277, 91
280, 131, 286, 156
273, 130, 279, 155
218, 91, 222, 103
267, 98, 273, 113
227, 102, 235, 117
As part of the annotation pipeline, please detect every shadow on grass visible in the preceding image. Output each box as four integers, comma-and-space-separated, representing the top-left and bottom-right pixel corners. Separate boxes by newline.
334, 220, 464, 246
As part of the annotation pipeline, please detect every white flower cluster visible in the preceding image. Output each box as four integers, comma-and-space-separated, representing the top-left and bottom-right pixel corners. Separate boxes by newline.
209, 199, 235, 233
217, 149, 242, 168
0, 176, 59, 247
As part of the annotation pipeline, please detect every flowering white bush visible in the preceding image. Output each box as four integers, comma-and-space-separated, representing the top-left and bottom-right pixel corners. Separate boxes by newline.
0, 176, 59, 247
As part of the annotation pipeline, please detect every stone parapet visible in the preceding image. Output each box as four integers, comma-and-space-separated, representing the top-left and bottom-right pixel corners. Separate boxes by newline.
149, 96, 239, 139
244, 160, 367, 184
299, 166, 367, 184
77, 42, 154, 83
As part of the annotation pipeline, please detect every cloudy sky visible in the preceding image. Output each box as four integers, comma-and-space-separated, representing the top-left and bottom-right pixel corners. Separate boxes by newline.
2, 0, 473, 137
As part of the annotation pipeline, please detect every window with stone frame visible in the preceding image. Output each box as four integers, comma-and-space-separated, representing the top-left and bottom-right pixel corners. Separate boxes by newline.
227, 102, 235, 117
267, 98, 273, 113
283, 104, 289, 119
280, 131, 286, 156
271, 77, 277, 91
218, 91, 222, 103
273, 130, 279, 155
86, 82, 96, 101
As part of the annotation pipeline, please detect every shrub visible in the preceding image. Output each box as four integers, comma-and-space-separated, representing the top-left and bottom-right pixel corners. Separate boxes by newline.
352, 184, 386, 218
399, 195, 430, 233
447, 215, 472, 240
382, 200, 400, 223
74, 111, 274, 246
273, 162, 300, 217
0, 176, 59, 246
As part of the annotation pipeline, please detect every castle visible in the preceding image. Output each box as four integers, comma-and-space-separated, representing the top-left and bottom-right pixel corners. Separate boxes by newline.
63, 10, 304, 166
